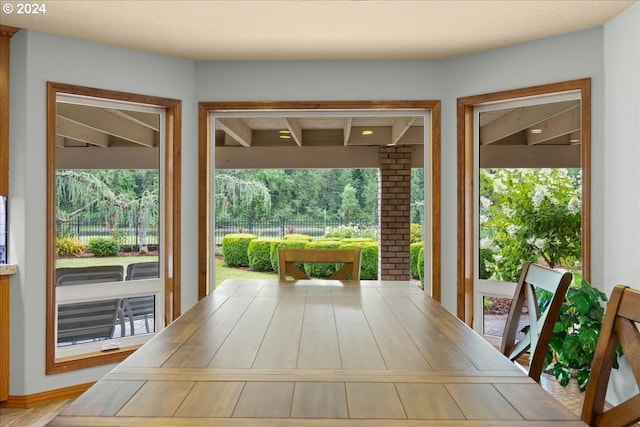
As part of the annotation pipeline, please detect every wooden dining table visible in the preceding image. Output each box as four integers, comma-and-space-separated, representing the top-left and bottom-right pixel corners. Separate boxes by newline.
49, 279, 586, 426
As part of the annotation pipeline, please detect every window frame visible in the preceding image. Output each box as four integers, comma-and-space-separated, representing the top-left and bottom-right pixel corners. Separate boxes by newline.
198, 100, 441, 300
46, 82, 182, 374
456, 79, 591, 324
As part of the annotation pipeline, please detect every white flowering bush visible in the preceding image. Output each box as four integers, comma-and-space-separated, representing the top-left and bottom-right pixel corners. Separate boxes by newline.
480, 168, 582, 282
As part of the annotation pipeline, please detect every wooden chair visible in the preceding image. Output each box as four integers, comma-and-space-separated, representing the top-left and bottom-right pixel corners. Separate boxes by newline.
582, 285, 640, 427
277, 247, 361, 280
123, 261, 159, 334
500, 262, 572, 382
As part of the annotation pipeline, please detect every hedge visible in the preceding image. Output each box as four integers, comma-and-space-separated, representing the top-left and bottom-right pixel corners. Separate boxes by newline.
410, 241, 424, 279
283, 233, 313, 241
339, 240, 378, 280
248, 239, 275, 272
222, 233, 257, 267
303, 240, 342, 278
88, 237, 119, 257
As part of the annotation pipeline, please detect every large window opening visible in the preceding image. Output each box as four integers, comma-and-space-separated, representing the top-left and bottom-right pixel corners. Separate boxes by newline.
199, 101, 440, 299
46, 83, 181, 373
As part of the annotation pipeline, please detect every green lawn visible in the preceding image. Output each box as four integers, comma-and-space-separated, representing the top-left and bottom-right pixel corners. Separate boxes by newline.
214, 257, 277, 287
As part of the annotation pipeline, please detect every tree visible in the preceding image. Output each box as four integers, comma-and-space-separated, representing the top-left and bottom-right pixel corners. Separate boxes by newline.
56, 170, 158, 252
339, 184, 363, 223
480, 168, 581, 282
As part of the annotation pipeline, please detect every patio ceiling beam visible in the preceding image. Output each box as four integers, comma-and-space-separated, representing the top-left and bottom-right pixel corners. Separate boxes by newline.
391, 117, 417, 145
56, 115, 110, 147
480, 101, 578, 145
57, 103, 157, 148
343, 118, 353, 146
285, 118, 302, 146
109, 109, 160, 131
217, 118, 252, 147
527, 107, 581, 145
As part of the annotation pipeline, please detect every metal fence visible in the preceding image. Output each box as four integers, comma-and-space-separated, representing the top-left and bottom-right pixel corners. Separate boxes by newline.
57, 217, 378, 248
56, 217, 159, 249
214, 218, 378, 245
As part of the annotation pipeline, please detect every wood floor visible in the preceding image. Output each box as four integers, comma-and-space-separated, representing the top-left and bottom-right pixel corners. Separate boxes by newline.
0, 400, 73, 427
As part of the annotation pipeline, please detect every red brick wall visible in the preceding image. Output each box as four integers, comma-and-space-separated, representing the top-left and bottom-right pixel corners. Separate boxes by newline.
379, 146, 411, 280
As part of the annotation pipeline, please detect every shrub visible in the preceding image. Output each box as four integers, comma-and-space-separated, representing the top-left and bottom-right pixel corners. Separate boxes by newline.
247, 239, 274, 272
410, 241, 424, 279
222, 233, 257, 267
303, 240, 342, 278
56, 236, 86, 257
480, 168, 582, 282
88, 237, 119, 257
339, 240, 378, 280
283, 233, 313, 241
324, 224, 377, 240
410, 224, 423, 243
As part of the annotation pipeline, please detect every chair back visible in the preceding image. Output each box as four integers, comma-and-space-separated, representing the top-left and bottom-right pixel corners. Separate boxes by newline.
277, 247, 362, 280
582, 285, 640, 427
57, 299, 124, 344
125, 261, 159, 280
124, 261, 159, 334
56, 265, 124, 286
500, 262, 572, 382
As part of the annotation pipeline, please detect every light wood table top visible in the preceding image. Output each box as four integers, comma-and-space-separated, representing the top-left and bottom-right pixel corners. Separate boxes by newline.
49, 279, 586, 426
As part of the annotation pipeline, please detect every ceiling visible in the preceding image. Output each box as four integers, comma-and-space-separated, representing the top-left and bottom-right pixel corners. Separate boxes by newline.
2, 1, 634, 62
37, 1, 615, 167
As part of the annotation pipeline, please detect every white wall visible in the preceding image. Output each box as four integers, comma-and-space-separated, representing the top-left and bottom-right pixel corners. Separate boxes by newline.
603, 1, 640, 294
9, 29, 197, 395
602, 1, 640, 406
8, 7, 636, 395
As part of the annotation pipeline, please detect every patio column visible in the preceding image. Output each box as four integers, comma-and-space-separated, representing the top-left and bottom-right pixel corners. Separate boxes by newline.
379, 146, 411, 281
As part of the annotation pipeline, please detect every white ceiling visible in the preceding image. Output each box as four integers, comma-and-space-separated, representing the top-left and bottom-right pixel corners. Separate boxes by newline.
2, 0, 634, 61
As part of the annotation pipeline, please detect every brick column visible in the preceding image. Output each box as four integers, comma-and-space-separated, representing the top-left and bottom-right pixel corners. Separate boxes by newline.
379, 146, 411, 280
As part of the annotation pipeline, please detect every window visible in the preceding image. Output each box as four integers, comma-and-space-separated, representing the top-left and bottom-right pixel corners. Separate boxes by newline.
457, 79, 591, 328
46, 83, 181, 373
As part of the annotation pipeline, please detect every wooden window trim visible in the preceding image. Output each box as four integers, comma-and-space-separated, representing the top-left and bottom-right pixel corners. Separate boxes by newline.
456, 79, 591, 323
198, 100, 441, 301
46, 82, 182, 374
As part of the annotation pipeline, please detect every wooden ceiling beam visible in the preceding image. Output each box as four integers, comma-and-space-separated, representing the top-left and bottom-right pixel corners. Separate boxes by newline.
391, 117, 417, 144
527, 107, 580, 145
56, 115, 110, 147
480, 101, 578, 145
108, 109, 159, 131
343, 118, 353, 146
217, 118, 252, 147
285, 118, 302, 147
57, 103, 157, 147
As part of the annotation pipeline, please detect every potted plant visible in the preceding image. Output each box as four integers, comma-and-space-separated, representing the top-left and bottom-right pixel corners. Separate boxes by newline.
541, 274, 616, 391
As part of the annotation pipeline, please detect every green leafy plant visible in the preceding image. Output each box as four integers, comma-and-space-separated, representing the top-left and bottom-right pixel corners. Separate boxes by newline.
221, 233, 257, 267
480, 168, 581, 282
55, 236, 86, 257
541, 275, 612, 391
87, 237, 119, 257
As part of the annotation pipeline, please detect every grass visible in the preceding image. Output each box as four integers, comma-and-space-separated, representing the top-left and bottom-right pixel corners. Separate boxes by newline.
214, 257, 277, 287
